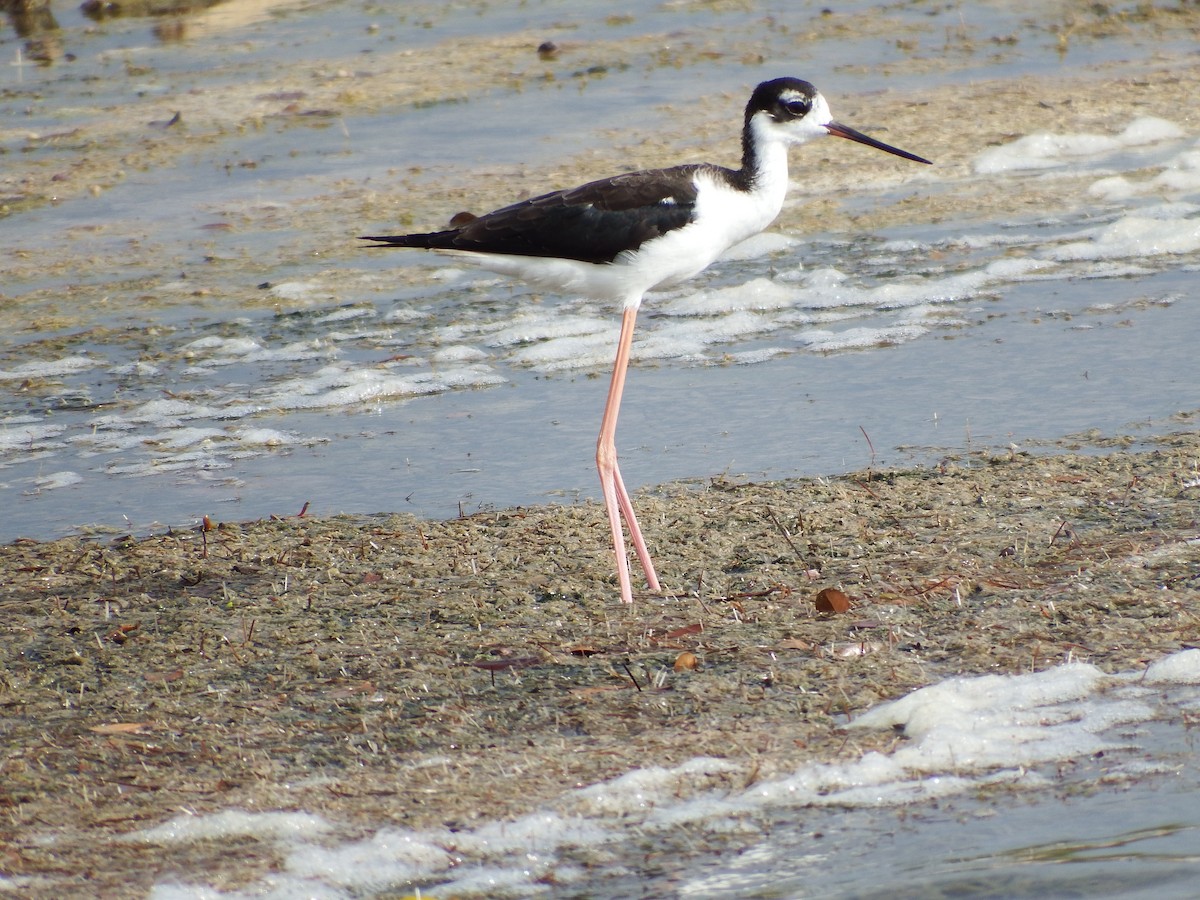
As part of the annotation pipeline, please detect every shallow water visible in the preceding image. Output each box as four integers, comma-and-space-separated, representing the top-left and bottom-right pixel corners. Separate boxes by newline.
598, 711, 1200, 900
5, 187, 1199, 538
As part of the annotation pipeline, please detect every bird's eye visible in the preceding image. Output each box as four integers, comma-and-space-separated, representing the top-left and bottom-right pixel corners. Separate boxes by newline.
782, 98, 811, 118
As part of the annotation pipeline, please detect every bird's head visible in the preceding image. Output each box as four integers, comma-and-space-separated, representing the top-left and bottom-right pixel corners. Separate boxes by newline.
747, 77, 931, 165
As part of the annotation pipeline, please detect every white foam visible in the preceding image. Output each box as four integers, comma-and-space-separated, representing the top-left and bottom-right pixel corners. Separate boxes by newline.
489, 251, 1060, 374
1141, 648, 1200, 684
1093, 150, 1200, 199
1121, 117, 1188, 144
122, 398, 217, 425
270, 281, 330, 301
973, 116, 1186, 174
485, 312, 610, 349
0, 422, 66, 452
1051, 204, 1200, 261
314, 307, 375, 324
32, 470, 84, 490
132, 810, 330, 844
781, 258, 1044, 313
798, 323, 927, 352
1089, 174, 1140, 201
135, 649, 1200, 899
144, 426, 227, 449
183, 338, 330, 368
620, 310, 773, 367
231, 428, 295, 447
430, 345, 488, 363
181, 336, 262, 356
724, 346, 789, 365
223, 363, 506, 415
569, 758, 741, 816
719, 231, 798, 261
659, 277, 799, 315
506, 331, 615, 371
382, 307, 432, 324
0, 356, 101, 380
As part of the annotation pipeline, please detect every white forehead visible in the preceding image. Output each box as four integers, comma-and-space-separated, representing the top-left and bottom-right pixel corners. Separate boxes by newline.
808, 92, 832, 124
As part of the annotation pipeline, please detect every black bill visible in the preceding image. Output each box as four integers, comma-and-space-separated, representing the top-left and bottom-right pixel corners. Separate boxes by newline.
824, 122, 932, 165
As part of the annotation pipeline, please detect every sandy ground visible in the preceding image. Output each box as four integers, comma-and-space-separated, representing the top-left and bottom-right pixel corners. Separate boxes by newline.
3, 4, 1200, 895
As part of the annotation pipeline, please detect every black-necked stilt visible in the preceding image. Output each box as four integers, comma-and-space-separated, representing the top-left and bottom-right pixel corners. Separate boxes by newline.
363, 77, 930, 605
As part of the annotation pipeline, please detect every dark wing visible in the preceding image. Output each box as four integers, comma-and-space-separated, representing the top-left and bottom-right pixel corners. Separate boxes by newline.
362, 165, 714, 264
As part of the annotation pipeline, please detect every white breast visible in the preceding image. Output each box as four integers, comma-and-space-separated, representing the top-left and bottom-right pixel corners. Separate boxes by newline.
620, 160, 789, 300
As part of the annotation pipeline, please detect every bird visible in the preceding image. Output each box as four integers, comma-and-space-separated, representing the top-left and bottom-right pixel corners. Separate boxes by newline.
363, 77, 931, 604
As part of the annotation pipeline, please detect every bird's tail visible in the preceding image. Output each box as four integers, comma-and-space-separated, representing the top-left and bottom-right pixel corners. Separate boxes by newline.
360, 231, 458, 249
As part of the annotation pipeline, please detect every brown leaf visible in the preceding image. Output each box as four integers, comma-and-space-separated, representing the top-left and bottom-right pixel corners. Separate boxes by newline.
673, 651, 699, 672
107, 623, 140, 644
665, 623, 704, 639
567, 643, 604, 656
815, 587, 851, 613
776, 638, 813, 651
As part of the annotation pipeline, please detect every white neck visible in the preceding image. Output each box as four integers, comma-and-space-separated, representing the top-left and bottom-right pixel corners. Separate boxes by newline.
745, 122, 792, 219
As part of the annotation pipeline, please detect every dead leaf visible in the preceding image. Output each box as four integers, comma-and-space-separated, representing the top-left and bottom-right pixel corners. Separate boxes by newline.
815, 587, 851, 613
108, 623, 140, 644
776, 638, 813, 651
673, 651, 699, 672
567, 643, 604, 656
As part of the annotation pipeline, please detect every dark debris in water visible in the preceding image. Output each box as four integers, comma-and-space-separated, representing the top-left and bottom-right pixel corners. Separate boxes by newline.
1, 430, 1198, 893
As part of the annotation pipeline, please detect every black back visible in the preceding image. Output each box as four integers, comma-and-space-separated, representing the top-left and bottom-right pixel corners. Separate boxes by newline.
363, 164, 731, 264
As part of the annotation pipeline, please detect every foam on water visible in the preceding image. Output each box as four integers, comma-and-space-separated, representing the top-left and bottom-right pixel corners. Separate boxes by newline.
1052, 202, 1200, 261
134, 650, 1200, 898
972, 116, 1187, 174
0, 355, 102, 381
31, 470, 84, 490
0, 421, 66, 453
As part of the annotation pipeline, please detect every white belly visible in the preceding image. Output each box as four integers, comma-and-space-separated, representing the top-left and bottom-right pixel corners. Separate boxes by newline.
440, 165, 788, 308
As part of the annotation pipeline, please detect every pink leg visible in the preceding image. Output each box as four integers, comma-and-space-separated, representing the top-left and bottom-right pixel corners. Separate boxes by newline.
597, 306, 661, 603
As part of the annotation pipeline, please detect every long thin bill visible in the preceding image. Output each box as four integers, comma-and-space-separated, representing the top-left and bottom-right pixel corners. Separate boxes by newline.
825, 121, 932, 165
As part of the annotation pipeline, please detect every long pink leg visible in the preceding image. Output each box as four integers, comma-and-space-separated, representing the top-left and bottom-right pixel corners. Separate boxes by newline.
597, 306, 661, 603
